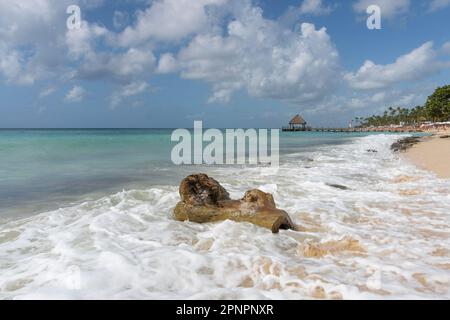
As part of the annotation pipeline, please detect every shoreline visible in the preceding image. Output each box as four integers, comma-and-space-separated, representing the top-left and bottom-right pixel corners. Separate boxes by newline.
402, 129, 450, 179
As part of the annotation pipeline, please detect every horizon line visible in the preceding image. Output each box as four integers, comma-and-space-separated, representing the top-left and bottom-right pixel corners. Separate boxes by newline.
0, 127, 289, 130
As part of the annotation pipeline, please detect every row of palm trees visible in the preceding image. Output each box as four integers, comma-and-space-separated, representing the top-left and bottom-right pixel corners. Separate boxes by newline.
353, 85, 450, 127
354, 106, 428, 128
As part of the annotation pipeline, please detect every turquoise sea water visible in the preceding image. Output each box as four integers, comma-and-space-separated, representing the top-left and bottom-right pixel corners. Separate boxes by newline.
0, 129, 380, 217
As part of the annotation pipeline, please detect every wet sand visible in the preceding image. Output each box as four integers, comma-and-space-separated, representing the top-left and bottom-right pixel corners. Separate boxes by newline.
404, 130, 450, 179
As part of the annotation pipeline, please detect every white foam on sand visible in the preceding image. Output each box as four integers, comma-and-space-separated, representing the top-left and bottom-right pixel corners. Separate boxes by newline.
0, 134, 449, 299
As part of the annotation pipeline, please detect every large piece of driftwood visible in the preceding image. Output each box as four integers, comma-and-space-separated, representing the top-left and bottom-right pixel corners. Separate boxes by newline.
173, 174, 295, 233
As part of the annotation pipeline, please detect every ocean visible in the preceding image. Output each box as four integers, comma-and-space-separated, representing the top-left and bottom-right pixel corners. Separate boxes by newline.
0, 129, 449, 299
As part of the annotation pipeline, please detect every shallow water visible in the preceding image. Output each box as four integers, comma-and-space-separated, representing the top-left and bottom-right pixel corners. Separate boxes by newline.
0, 129, 367, 217
0, 131, 449, 299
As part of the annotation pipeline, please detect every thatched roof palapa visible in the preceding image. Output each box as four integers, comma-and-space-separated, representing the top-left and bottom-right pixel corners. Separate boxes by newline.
289, 115, 306, 125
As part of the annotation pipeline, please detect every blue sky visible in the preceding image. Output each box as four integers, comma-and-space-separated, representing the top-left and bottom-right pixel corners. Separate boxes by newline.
1, 0, 450, 128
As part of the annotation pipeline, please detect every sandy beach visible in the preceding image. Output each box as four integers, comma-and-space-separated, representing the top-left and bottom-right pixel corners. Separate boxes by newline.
404, 130, 450, 179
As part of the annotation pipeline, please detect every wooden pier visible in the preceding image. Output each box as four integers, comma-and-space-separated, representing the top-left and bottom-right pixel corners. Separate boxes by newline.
282, 127, 421, 133
282, 127, 358, 132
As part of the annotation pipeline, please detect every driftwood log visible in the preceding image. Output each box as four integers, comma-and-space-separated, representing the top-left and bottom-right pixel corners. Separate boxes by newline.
173, 174, 295, 233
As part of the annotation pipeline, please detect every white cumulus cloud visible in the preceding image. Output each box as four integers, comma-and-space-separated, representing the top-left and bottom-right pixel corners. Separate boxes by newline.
353, 0, 410, 19
157, 53, 179, 74
172, 5, 340, 104
111, 81, 150, 108
39, 86, 56, 99
345, 42, 442, 90
117, 0, 227, 46
0, 0, 106, 85
65, 85, 86, 103
299, 0, 332, 15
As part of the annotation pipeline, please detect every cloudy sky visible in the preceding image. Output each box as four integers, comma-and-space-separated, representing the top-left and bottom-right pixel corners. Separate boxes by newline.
1, 0, 450, 128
